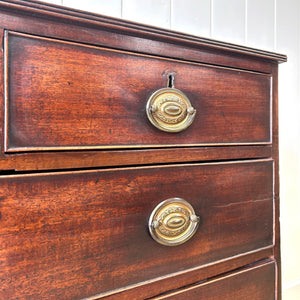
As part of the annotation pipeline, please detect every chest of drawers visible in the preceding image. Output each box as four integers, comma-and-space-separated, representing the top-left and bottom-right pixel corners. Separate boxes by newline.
0, 1, 286, 299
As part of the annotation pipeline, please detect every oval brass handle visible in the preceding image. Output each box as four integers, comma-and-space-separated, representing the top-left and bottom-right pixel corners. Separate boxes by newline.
146, 88, 196, 133
148, 198, 200, 246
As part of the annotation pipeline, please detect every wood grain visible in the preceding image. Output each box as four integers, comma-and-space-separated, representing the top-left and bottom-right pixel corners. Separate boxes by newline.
6, 32, 271, 152
0, 160, 273, 299
153, 260, 275, 300
0, 0, 286, 77
271, 64, 281, 299
0, 145, 272, 172
99, 248, 274, 299
0, 2, 284, 299
0, 28, 4, 155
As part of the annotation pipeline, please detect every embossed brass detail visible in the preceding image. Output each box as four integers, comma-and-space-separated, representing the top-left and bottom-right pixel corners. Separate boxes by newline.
148, 198, 200, 246
146, 88, 196, 132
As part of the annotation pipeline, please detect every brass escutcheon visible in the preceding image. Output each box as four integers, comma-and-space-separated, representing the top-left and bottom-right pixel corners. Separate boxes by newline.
148, 198, 200, 246
146, 88, 196, 132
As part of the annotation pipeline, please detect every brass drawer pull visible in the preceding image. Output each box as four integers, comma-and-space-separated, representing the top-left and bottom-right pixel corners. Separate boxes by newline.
148, 198, 200, 246
146, 77, 196, 133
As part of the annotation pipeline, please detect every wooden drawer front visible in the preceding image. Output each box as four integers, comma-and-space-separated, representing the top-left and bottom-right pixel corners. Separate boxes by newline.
154, 260, 276, 300
0, 160, 273, 299
5, 31, 271, 152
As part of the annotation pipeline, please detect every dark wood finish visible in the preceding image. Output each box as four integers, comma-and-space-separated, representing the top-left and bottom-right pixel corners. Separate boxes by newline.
0, 29, 4, 155
0, 0, 286, 77
152, 260, 276, 300
0, 160, 273, 299
0, 1, 285, 299
272, 64, 282, 299
6, 31, 271, 152
100, 248, 274, 300
0, 145, 272, 172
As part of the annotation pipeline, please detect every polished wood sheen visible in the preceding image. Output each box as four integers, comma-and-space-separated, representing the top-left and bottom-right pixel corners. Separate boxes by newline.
0, 160, 272, 299
0, 1, 286, 299
153, 260, 276, 300
5, 31, 271, 152
0, 145, 272, 172
0, 0, 286, 75
102, 248, 274, 299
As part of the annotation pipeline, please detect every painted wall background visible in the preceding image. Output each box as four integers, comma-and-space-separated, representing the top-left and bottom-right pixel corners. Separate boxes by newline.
42, 1, 300, 298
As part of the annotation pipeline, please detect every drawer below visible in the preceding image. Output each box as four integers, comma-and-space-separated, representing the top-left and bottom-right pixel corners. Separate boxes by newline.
153, 260, 276, 300
0, 160, 273, 299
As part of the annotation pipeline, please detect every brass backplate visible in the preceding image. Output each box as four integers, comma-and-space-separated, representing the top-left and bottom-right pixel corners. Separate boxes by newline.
148, 198, 200, 246
146, 88, 196, 133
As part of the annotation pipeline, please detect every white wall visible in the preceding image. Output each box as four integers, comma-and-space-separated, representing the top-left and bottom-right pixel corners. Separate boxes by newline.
43, 1, 300, 299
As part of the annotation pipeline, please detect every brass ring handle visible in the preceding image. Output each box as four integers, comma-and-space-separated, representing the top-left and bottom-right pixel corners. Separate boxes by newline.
146, 88, 196, 133
148, 198, 200, 246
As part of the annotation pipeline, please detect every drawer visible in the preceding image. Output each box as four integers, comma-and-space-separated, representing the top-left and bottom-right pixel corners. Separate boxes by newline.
0, 160, 273, 299
153, 260, 276, 299
5, 31, 271, 152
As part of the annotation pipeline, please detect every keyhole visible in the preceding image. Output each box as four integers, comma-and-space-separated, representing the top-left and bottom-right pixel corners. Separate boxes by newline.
167, 73, 175, 88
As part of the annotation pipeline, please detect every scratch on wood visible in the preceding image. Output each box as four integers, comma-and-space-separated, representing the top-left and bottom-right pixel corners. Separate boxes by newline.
212, 198, 272, 209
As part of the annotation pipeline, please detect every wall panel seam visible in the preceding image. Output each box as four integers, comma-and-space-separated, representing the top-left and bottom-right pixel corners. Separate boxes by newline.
245, 0, 248, 45
274, 0, 277, 51
210, 0, 214, 38
170, 0, 173, 29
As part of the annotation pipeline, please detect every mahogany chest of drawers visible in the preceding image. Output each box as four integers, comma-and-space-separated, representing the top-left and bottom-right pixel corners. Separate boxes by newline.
0, 1, 286, 299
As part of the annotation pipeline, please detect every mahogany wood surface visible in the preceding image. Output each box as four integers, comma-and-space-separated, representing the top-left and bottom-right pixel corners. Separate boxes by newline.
0, 1, 286, 299
100, 248, 274, 299
153, 260, 276, 300
6, 31, 271, 152
0, 0, 286, 76
0, 29, 4, 156
0, 160, 273, 299
272, 64, 282, 299
0, 145, 272, 172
